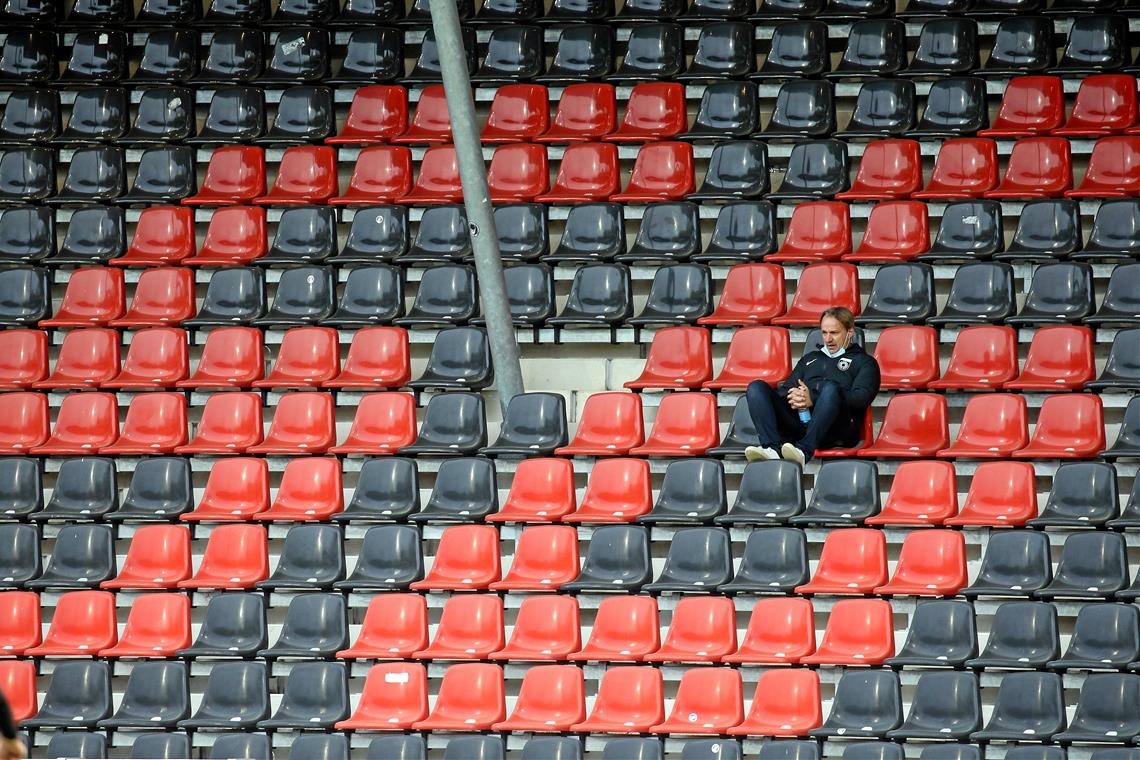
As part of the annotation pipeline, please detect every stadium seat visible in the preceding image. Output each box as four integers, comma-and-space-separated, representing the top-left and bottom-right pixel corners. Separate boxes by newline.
928, 325, 1016, 389
611, 141, 694, 202
644, 525, 732, 590
0, 661, 35, 720
43, 733, 107, 759
982, 17, 1055, 76
22, 660, 112, 729
178, 594, 266, 659
51, 146, 125, 204
618, 202, 701, 263
766, 140, 848, 200
253, 145, 337, 204
1067, 135, 1140, 198
479, 84, 549, 143
324, 265, 404, 325
118, 145, 195, 204
772, 263, 859, 325
0, 392, 49, 454
836, 139, 921, 200
33, 328, 119, 389
328, 28, 401, 83
838, 79, 913, 139
1056, 14, 1130, 73
207, 735, 272, 760
945, 460, 1038, 526
106, 328, 188, 389
0, 267, 48, 327
392, 87, 451, 144
0, 31, 55, 84
0, 524, 39, 586
183, 267, 267, 327
651, 668, 743, 734
964, 533, 1054, 598
411, 663, 505, 730
0, 207, 54, 266
488, 594, 580, 659
549, 263, 633, 327
753, 20, 828, 79
1037, 531, 1128, 599
562, 524, 651, 592
125, 87, 195, 144
31, 392, 118, 455
0, 458, 41, 521
327, 85, 408, 144
810, 670, 902, 738
703, 326, 790, 390
329, 393, 416, 455
1073, 199, 1140, 262
717, 460, 805, 524
971, 671, 1064, 740
625, 327, 711, 390
800, 598, 893, 666
257, 661, 348, 730
1050, 603, 1140, 670
562, 457, 652, 523
260, 207, 338, 264
887, 599, 977, 668
408, 327, 491, 390
176, 327, 262, 388
568, 595, 657, 662
490, 524, 579, 589
109, 266, 196, 327
1014, 393, 1105, 458
994, 200, 1082, 263
888, 671, 981, 741
871, 325, 938, 389
760, 80, 835, 140
538, 83, 616, 142
694, 202, 778, 264
25, 589, 117, 655
254, 326, 338, 388
334, 524, 423, 591
335, 663, 428, 729
1054, 673, 1140, 743
830, 18, 905, 78
0, 591, 39, 654
182, 146, 265, 204
938, 393, 1028, 458
607, 83, 686, 142
984, 136, 1073, 198
599, 739, 662, 760
409, 457, 497, 524
97, 391, 185, 454
410, 524, 500, 590
176, 391, 262, 453
109, 207, 195, 268
98, 590, 189, 657
767, 201, 850, 262
331, 207, 409, 265
867, 459, 957, 525
482, 392, 568, 456
795, 528, 887, 595
0, 90, 58, 146
253, 264, 335, 326
0, 148, 53, 202
790, 459, 879, 526
395, 264, 478, 328
684, 82, 760, 140
493, 665, 585, 731
859, 393, 949, 458
61, 30, 128, 83
875, 529, 968, 596
722, 596, 814, 665
913, 138, 998, 199
99, 660, 189, 728
177, 523, 268, 589
487, 458, 575, 523
39, 267, 124, 327
570, 666, 664, 732
611, 23, 684, 80
104, 456, 191, 523
183, 206, 268, 266
26, 456, 115, 523
903, 18, 979, 77
1005, 325, 1095, 389
397, 205, 469, 265
129, 733, 192, 760
471, 25, 544, 83
259, 593, 347, 655
257, 27, 330, 83
1054, 75, 1138, 136
846, 205, 931, 264
253, 457, 342, 520
337, 594, 427, 659
1086, 261, 1140, 325
1102, 396, 1140, 459
629, 391, 719, 456
684, 21, 755, 77
1029, 462, 1119, 528
190, 87, 264, 142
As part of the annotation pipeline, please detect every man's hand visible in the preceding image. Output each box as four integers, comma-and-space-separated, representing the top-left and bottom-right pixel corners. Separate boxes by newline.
787, 380, 813, 410
0, 737, 26, 760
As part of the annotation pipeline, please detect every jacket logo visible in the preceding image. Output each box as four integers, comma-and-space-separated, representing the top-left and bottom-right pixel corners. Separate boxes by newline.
837, 357, 852, 371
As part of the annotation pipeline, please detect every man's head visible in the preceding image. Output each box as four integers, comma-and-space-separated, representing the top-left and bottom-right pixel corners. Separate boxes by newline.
819, 306, 856, 355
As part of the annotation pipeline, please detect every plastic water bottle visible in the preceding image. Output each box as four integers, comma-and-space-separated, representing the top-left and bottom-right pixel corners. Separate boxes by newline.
799, 409, 811, 424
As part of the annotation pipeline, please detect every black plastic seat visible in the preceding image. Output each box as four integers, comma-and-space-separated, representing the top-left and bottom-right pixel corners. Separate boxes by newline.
330, 206, 408, 264
406, 28, 477, 83
193, 30, 264, 84
100, 661, 189, 728
857, 263, 936, 325
678, 22, 754, 80
61, 30, 127, 83
471, 264, 554, 327
50, 146, 125, 204
481, 392, 568, 456
185, 267, 267, 327
66, 0, 131, 23
208, 734, 271, 760
1056, 14, 1129, 73
627, 263, 713, 326
982, 17, 1055, 76
1104, 396, 1140, 462
611, 23, 684, 81
474, 0, 541, 22
549, 264, 633, 327
49, 206, 125, 265
644, 526, 733, 593
368, 736, 428, 760
819, 0, 892, 15
918, 200, 1002, 262
326, 265, 404, 326
537, 25, 614, 82
789, 460, 880, 526
258, 661, 348, 729
544, 204, 624, 263
1055, 674, 1140, 742
685, 0, 752, 18
106, 457, 192, 522
472, 26, 545, 83
521, 737, 581, 760
259, 593, 347, 657
132, 30, 197, 82
618, 202, 702, 262
694, 202, 778, 264
543, 0, 610, 22
1074, 199, 1140, 262
256, 86, 334, 144
408, 327, 492, 390
0, 147, 54, 202
258, 27, 330, 83
129, 733, 192, 760
402, 0, 474, 26
904, 18, 979, 77
119, 145, 196, 204
252, 264, 334, 326
688, 142, 769, 201
1007, 262, 1095, 325
399, 205, 470, 265
753, 20, 829, 79
0, 267, 49, 325
756, 744, 818, 760
334, 524, 424, 590
0, 89, 60, 144
188, 87, 265, 144
0, 0, 57, 26
992, 750, 1063, 760
971, 671, 1065, 741
600, 740, 662, 760
683, 82, 759, 140
1039, 532, 1128, 600
328, 28, 403, 83
394, 265, 478, 328
331, 0, 401, 25
57, 87, 123, 145
0, 459, 41, 520
996, 200, 1082, 263
716, 459, 804, 525
134, 0, 198, 23
0, 207, 54, 264
400, 392, 487, 456
0, 524, 39, 587
444, 737, 505, 760
708, 396, 761, 457
1088, 328, 1140, 390
886, 599, 978, 667
810, 670, 902, 738
562, 524, 651, 592
829, 19, 906, 79
718, 526, 808, 593
179, 593, 266, 658
1049, 603, 1140, 671
32, 457, 117, 522
334, 459, 419, 523
966, 601, 1059, 668
259, 206, 337, 265
766, 139, 848, 199
639, 459, 727, 525
909, 76, 989, 136
962, 531, 1052, 598
258, 524, 346, 591
887, 671, 981, 740
45, 733, 107, 760
23, 660, 112, 729
1109, 474, 1140, 530
179, 662, 269, 729
973, 0, 1043, 12
290, 735, 349, 760
124, 87, 195, 144
838, 79, 916, 138
490, 204, 549, 262
615, 0, 681, 22
27, 524, 114, 589
1085, 262, 1140, 326
1028, 462, 1119, 528
0, 31, 56, 84
928, 262, 1016, 325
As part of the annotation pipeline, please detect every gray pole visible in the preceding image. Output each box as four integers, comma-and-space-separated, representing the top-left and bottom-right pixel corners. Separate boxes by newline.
427, 0, 526, 413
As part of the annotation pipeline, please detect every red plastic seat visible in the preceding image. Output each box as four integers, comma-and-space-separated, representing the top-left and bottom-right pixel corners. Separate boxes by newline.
392, 86, 451, 145
110, 267, 196, 327
537, 83, 617, 143
100, 392, 187, 454
767, 201, 851, 263
629, 391, 719, 456
102, 525, 191, 589
874, 325, 938, 390
182, 146, 266, 205
912, 138, 999, 199
1056, 74, 1138, 136
109, 206, 195, 265
645, 597, 737, 663
724, 597, 816, 665
944, 460, 1038, 526
492, 665, 585, 732
175, 391, 263, 453
487, 143, 549, 202
938, 393, 1028, 459
562, 457, 652, 524
0, 592, 40, 655
772, 263, 861, 326
33, 328, 120, 389
489, 595, 581, 660
534, 142, 621, 203
570, 595, 659, 661
703, 326, 791, 390
490, 525, 580, 590
929, 325, 1018, 390
570, 666, 664, 733
875, 529, 968, 596
624, 326, 712, 390
39, 267, 124, 327
1066, 135, 1140, 197
983, 136, 1072, 199
106, 328, 188, 388
800, 598, 894, 665
729, 669, 822, 737
177, 523, 269, 589
481, 84, 550, 143
335, 663, 428, 730
859, 393, 949, 458
979, 75, 1065, 137
253, 456, 343, 521
0, 661, 36, 722
397, 144, 462, 205
98, 592, 190, 657
324, 327, 411, 389
253, 146, 338, 205
866, 459, 958, 526
836, 139, 922, 200
411, 663, 505, 730
844, 201, 930, 262
0, 392, 48, 454
254, 326, 340, 388
180, 457, 269, 521
487, 458, 576, 523
611, 141, 695, 202
327, 85, 409, 145
30, 391, 119, 455
795, 528, 888, 595
247, 392, 334, 454
698, 264, 786, 326
329, 146, 413, 205
183, 206, 268, 266
1005, 325, 1094, 390
330, 392, 416, 455
555, 392, 644, 456
410, 524, 501, 590
606, 83, 687, 142
176, 327, 264, 388
1013, 393, 1105, 459
413, 595, 505, 660
651, 668, 743, 736
26, 590, 116, 656
336, 594, 428, 660
0, 329, 47, 388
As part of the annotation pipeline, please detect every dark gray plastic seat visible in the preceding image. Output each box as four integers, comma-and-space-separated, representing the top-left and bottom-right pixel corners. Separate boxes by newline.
472, 26, 544, 83
753, 20, 829, 79
57, 88, 127, 144
473, 0, 541, 23
716, 460, 804, 525
400, 392, 488, 456
829, 19, 906, 79
627, 263, 712, 326
996, 200, 1082, 262
0, 458, 41, 520
601, 738, 662, 760
258, 27, 330, 83
759, 80, 835, 141
688, 142, 769, 201
118, 145, 196, 204
963, 531, 1052, 597
0, 524, 39, 587
1056, 674, 1140, 742
401, 0, 474, 25
259, 592, 347, 657
838, 746, 902, 760
810, 669, 902, 738
928, 262, 1016, 325
543, 0, 611, 24
971, 671, 1066, 741
394, 265, 478, 328
334, 458, 419, 522
614, 0, 681, 19
368, 735, 427, 760
549, 264, 632, 327
133, 29, 198, 82
470, 264, 554, 326
0, 147, 55, 202
258, 661, 348, 728
334, 524, 424, 590
444, 736, 506, 760
178, 593, 267, 657
887, 671, 981, 740
188, 87, 265, 143
208, 734, 271, 760
50, 146, 125, 204
31, 457, 116, 522
819, 0, 892, 15
331, 206, 408, 264
966, 601, 1060, 668
252, 264, 335, 326
268, 0, 332, 23
1074, 199, 1140, 261
493, 204, 549, 262
27, 523, 114, 589
856, 263, 936, 325
482, 392, 568, 456
1056, 14, 1130, 73
682, 740, 742, 760
562, 524, 652, 592
618, 202, 702, 262
329, 28, 402, 83
290, 734, 349, 760
983, 16, 1055, 75
326, 265, 404, 326
1049, 603, 1140, 670
45, 732, 107, 759
194, 30, 264, 83
683, 82, 758, 140
919, 200, 1003, 262
135, 0, 199, 24
0, 207, 52, 264
50, 206, 125, 265
184, 267, 266, 326
0, 89, 59, 144
0, 0, 58, 24
129, 733, 191, 760
536, 25, 614, 83
61, 30, 128, 83
259, 206, 337, 265
67, 0, 131, 24
1089, 328, 1140, 390
179, 661, 269, 728
886, 599, 977, 667
790, 459, 879, 526
399, 205, 470, 265
406, 28, 477, 83
23, 660, 112, 729
0, 267, 49, 325
522, 737, 582, 760
611, 24, 684, 81
708, 396, 761, 457
1085, 262, 1140, 326
718, 527, 809, 593
408, 327, 492, 390
125, 87, 195, 144
0, 30, 55, 84
694, 202, 777, 264
904, 18, 979, 77
679, 22, 754, 80
1029, 462, 1119, 527
257, 524, 346, 590
257, 86, 334, 144
837, 79, 916, 138
1109, 474, 1140, 530
410, 457, 497, 523
1007, 262, 1095, 324
919, 747, 980, 760
546, 203, 624, 263
644, 527, 733, 592
758, 742, 820, 760
99, 661, 189, 728
766, 139, 848, 200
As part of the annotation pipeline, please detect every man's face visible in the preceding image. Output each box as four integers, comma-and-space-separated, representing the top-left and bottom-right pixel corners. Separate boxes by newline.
820, 316, 853, 353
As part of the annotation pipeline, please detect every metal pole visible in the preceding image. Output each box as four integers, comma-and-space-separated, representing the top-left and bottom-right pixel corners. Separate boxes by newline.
428, 0, 526, 413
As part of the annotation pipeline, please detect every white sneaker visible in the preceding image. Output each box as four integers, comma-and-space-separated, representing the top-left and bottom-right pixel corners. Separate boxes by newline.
744, 445, 779, 462
780, 443, 806, 466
